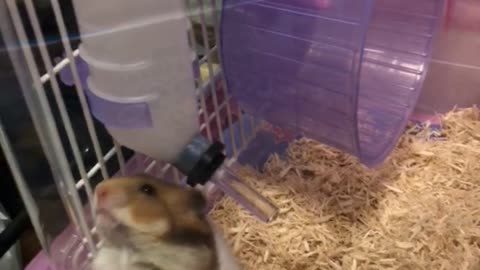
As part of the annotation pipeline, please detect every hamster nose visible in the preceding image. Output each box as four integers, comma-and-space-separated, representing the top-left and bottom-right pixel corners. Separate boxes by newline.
95, 183, 126, 209
97, 187, 109, 201
95, 185, 110, 207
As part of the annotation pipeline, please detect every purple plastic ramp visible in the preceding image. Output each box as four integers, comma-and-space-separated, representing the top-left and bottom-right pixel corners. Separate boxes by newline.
221, 0, 445, 166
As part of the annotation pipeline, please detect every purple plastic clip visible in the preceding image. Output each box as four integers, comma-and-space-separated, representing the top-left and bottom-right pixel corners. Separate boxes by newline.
59, 56, 153, 129
83, 87, 153, 129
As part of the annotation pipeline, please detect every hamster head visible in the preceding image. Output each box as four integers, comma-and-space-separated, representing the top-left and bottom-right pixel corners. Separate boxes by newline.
94, 175, 210, 240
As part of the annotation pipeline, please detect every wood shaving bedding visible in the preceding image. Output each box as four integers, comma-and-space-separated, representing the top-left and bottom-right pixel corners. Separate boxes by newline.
210, 107, 480, 270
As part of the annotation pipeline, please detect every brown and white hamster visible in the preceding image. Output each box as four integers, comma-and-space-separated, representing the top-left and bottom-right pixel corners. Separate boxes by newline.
92, 175, 240, 270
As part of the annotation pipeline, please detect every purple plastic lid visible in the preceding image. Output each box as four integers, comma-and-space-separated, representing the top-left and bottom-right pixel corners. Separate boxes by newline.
58, 56, 153, 129
221, 0, 445, 166
84, 85, 153, 129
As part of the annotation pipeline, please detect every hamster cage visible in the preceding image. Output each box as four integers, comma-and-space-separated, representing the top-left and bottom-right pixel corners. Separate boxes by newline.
0, 0, 266, 268
1, 0, 475, 269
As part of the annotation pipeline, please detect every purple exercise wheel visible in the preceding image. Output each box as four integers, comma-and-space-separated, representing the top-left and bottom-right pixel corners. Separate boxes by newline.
220, 0, 445, 166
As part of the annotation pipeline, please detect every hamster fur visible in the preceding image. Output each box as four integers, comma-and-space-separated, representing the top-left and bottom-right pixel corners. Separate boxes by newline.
92, 175, 240, 270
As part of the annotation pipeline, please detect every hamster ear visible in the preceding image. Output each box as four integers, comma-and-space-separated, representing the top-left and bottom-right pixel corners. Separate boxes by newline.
189, 189, 208, 217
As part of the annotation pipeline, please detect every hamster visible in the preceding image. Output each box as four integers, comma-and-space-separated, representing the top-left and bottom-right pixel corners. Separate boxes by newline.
91, 175, 240, 270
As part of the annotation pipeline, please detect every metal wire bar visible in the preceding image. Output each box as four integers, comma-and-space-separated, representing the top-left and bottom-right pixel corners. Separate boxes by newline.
196, 61, 222, 100
40, 49, 80, 84
199, 94, 232, 130
197, 45, 218, 65
188, 21, 213, 142
144, 160, 158, 174
205, 0, 239, 155
49, 0, 109, 180
210, 0, 253, 146
23, 0, 95, 215
113, 140, 127, 176
75, 147, 116, 189
159, 164, 172, 177
196, 0, 225, 143
4, 0, 96, 253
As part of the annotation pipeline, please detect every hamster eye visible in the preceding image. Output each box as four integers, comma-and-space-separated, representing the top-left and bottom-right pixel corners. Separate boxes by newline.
139, 183, 156, 197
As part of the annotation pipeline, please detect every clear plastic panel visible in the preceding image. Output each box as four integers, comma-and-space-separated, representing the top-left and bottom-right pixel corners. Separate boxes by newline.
416, 0, 480, 114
